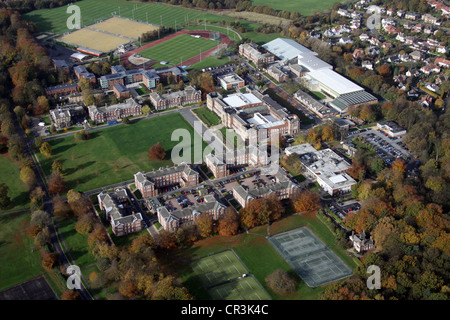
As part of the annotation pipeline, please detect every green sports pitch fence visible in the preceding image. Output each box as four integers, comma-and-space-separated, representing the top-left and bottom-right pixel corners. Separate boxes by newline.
269, 227, 353, 287
190, 249, 271, 300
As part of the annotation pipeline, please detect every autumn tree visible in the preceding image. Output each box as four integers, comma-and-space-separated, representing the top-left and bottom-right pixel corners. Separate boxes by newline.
51, 160, 63, 175
52, 195, 72, 218
195, 212, 214, 238
292, 189, 320, 213
61, 290, 79, 300
151, 276, 193, 300
75, 214, 96, 235
39, 141, 52, 157
265, 269, 297, 295
20, 165, 36, 189
48, 173, 65, 195
30, 210, 51, 229
119, 279, 138, 298
148, 142, 166, 160
41, 252, 59, 271
218, 207, 239, 236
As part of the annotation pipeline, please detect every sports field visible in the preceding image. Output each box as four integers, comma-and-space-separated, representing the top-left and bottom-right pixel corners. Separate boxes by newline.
138, 34, 220, 66
269, 227, 352, 287
23, 0, 235, 35
252, 0, 341, 16
36, 113, 207, 192
209, 276, 270, 300
191, 250, 270, 300
58, 28, 129, 53
92, 17, 159, 39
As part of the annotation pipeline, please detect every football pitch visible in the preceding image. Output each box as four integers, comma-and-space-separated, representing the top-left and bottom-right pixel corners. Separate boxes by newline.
252, 0, 341, 16
191, 250, 271, 300
138, 34, 220, 66
23, 0, 234, 35
269, 227, 353, 287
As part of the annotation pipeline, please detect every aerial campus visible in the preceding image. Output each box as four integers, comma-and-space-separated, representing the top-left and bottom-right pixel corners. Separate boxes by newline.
0, 0, 448, 305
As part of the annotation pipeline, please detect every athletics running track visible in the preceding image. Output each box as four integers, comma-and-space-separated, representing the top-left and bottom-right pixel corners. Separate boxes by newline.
120, 29, 232, 68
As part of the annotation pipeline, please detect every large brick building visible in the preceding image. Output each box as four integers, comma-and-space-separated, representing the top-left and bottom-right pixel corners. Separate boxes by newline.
88, 98, 141, 124
149, 86, 201, 111
134, 163, 200, 198
97, 188, 144, 236
232, 166, 298, 208
239, 43, 275, 66
205, 146, 268, 179
156, 194, 226, 232
45, 83, 80, 98
206, 90, 300, 144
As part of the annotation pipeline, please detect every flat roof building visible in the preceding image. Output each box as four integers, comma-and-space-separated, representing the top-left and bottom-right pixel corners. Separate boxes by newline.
285, 143, 356, 196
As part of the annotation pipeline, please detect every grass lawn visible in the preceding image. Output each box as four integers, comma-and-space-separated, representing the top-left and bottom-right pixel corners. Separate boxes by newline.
173, 212, 357, 300
0, 155, 30, 213
23, 0, 236, 35
187, 55, 231, 71
36, 113, 206, 192
135, 83, 152, 96
56, 218, 96, 267
192, 107, 221, 127
0, 213, 43, 291
139, 34, 219, 66
251, 0, 342, 16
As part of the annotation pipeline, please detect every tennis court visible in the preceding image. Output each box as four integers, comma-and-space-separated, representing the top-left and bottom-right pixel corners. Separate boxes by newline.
191, 250, 247, 288
209, 276, 270, 300
269, 227, 352, 287
191, 250, 271, 300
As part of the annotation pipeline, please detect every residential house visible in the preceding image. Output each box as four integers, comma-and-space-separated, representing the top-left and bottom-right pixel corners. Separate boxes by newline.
349, 231, 375, 252
420, 63, 441, 75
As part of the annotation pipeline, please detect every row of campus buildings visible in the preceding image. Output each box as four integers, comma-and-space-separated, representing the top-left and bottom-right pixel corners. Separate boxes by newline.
98, 156, 298, 234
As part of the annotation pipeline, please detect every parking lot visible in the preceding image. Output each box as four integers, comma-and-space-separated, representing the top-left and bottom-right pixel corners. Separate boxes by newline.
160, 185, 216, 212
348, 127, 410, 166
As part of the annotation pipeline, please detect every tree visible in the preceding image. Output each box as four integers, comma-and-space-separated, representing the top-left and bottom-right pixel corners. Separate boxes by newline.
292, 189, 320, 213
48, 173, 65, 194
218, 208, 239, 236
61, 290, 79, 300
321, 125, 334, 141
265, 269, 297, 295
67, 189, 91, 217
39, 141, 52, 157
142, 105, 151, 115
52, 196, 72, 218
377, 64, 392, 78
41, 252, 59, 271
34, 227, 50, 247
148, 142, 166, 160
0, 183, 11, 209
19, 165, 36, 189
30, 210, 51, 228
156, 83, 166, 95
151, 276, 193, 300
118, 279, 138, 298
51, 160, 63, 175
195, 213, 214, 238
75, 214, 96, 234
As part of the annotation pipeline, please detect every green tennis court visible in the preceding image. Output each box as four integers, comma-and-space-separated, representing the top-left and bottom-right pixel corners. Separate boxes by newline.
191, 250, 271, 300
209, 276, 270, 300
191, 250, 247, 288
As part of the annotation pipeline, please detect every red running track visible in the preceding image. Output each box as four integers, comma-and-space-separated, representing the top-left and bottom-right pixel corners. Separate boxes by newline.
120, 30, 232, 68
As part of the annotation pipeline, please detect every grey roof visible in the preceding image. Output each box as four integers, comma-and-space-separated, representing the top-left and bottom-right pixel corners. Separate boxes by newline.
98, 188, 143, 227
113, 83, 129, 93
330, 91, 378, 111
135, 163, 199, 187
263, 38, 316, 61
157, 194, 225, 222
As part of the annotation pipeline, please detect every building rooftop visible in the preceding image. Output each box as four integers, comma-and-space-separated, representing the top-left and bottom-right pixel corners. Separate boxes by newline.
222, 93, 262, 108
263, 38, 316, 61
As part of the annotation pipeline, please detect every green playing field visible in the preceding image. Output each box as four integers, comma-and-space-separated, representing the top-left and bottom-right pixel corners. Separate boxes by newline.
23, 0, 234, 35
138, 34, 220, 66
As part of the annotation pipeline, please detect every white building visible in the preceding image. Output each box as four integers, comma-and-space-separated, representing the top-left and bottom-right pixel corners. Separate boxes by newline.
285, 144, 356, 195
